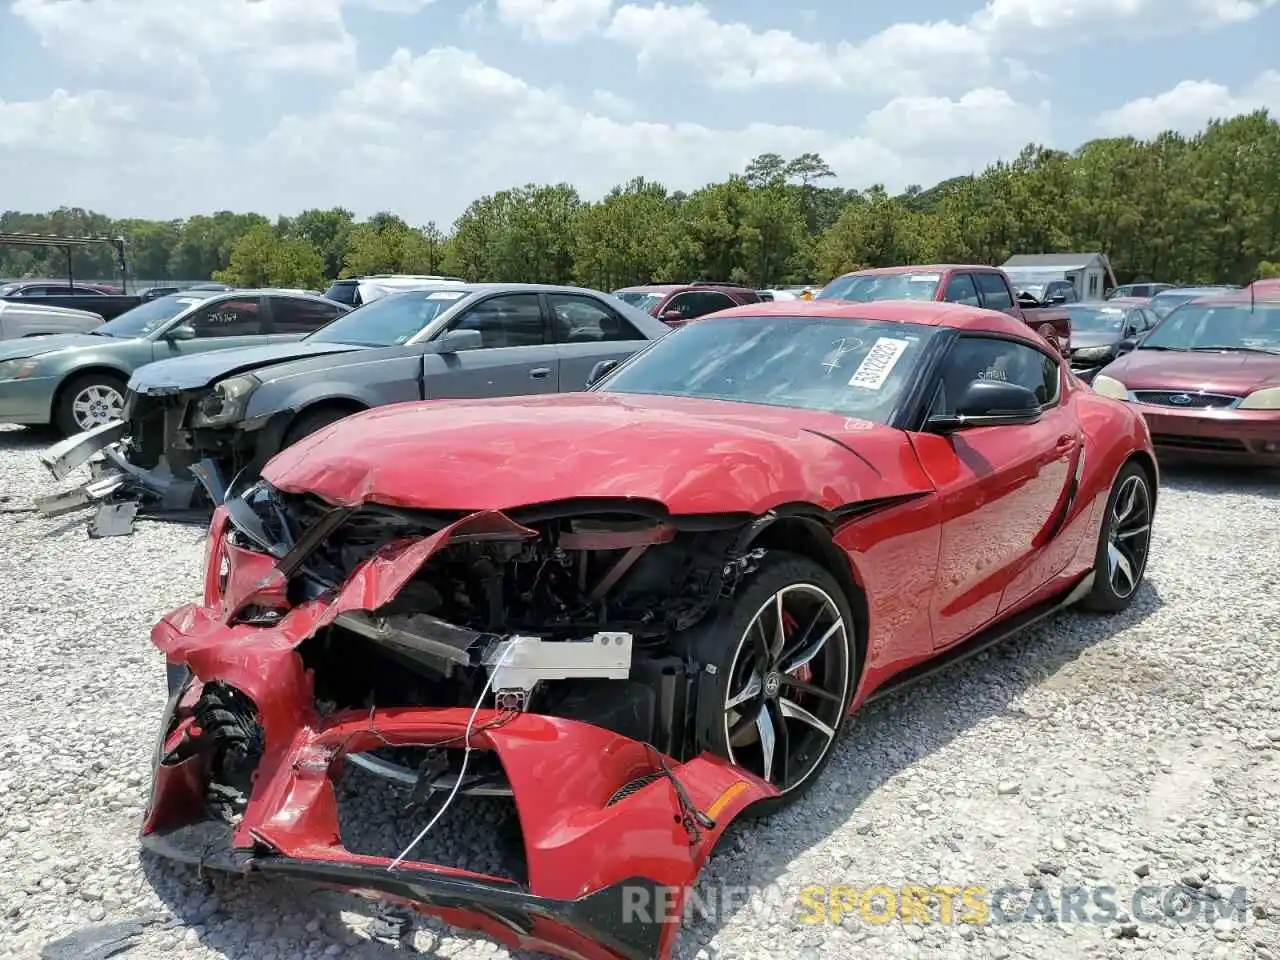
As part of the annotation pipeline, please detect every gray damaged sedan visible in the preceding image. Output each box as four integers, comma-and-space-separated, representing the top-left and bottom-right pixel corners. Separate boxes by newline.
38, 283, 671, 523
0, 290, 349, 436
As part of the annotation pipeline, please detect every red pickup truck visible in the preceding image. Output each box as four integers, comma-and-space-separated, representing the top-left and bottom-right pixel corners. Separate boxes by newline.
817, 264, 1072, 353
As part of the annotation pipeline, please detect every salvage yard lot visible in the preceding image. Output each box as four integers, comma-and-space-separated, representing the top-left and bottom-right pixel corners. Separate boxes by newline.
0, 424, 1277, 960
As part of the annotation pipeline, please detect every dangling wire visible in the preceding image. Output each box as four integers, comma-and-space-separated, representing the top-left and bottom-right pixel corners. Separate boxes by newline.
387, 640, 520, 870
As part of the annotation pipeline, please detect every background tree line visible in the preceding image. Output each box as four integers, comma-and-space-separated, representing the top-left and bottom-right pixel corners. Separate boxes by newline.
3, 111, 1279, 291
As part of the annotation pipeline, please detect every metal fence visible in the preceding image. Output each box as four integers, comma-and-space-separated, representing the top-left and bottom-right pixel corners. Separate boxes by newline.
0, 278, 213, 294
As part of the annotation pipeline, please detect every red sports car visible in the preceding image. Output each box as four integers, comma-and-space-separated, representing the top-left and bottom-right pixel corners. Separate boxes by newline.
142, 300, 1158, 960
1092, 293, 1280, 465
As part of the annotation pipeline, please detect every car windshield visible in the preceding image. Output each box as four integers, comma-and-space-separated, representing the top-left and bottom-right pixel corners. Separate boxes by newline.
1064, 305, 1128, 333
600, 314, 939, 421
306, 289, 469, 346
93, 294, 211, 337
613, 290, 665, 312
1139, 302, 1280, 352
1149, 290, 1234, 318
817, 273, 940, 302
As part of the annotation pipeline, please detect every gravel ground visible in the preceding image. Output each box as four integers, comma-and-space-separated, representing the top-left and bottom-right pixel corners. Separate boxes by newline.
1, 422, 1277, 960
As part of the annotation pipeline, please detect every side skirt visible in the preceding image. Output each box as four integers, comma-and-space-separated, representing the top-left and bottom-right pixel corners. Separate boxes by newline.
865, 570, 1095, 705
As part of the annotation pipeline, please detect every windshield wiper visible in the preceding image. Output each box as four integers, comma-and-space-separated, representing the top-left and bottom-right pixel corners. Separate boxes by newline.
1136, 345, 1181, 351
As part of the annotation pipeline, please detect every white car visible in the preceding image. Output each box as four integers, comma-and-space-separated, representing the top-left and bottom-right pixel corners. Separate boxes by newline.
322, 274, 466, 308
0, 300, 105, 340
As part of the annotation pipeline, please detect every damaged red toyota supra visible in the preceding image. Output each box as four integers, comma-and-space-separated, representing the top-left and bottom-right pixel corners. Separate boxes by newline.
143, 300, 1158, 959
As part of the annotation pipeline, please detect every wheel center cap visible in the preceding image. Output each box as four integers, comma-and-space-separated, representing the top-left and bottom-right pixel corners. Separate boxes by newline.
763, 672, 781, 698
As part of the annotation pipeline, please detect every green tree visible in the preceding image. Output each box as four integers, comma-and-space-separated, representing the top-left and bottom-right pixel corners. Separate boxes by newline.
213, 224, 325, 289
571, 177, 675, 289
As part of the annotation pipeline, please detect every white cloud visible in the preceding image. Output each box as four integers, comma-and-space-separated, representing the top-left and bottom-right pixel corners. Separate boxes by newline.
246, 47, 1044, 222
0, 89, 135, 154
603, 3, 987, 94
590, 89, 637, 117
495, 0, 613, 40
864, 89, 1051, 153
590, 0, 1273, 94
1096, 69, 1280, 137
8, 0, 436, 93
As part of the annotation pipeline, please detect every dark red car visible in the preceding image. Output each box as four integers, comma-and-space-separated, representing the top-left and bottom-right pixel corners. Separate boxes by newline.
1091, 294, 1280, 465
142, 300, 1156, 960
817, 264, 1072, 354
612, 281, 761, 328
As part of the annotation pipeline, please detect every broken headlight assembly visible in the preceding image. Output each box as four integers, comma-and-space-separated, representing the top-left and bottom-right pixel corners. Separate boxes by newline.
190, 374, 260, 428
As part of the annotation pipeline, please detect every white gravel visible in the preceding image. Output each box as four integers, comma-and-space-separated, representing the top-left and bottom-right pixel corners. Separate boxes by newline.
1, 422, 1278, 960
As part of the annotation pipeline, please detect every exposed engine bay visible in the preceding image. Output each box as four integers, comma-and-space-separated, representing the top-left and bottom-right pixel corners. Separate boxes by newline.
142, 482, 807, 959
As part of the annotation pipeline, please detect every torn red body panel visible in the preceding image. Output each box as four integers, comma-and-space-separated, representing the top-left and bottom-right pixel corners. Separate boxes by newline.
145, 505, 776, 960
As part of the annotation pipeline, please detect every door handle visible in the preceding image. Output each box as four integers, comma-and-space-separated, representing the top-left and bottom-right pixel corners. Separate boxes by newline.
1055, 434, 1076, 453
529, 367, 551, 379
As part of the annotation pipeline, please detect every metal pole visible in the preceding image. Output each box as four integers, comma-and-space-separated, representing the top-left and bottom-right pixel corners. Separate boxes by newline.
116, 238, 128, 293
66, 246, 74, 288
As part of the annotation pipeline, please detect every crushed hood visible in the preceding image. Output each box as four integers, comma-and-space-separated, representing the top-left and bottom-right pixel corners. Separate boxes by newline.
0, 332, 112, 361
262, 391, 930, 514
1105, 348, 1280, 395
129, 340, 364, 392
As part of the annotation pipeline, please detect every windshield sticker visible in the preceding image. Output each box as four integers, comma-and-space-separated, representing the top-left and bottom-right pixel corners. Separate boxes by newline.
427, 291, 465, 300
848, 337, 911, 389
175, 298, 202, 305
909, 274, 940, 282
842, 417, 876, 431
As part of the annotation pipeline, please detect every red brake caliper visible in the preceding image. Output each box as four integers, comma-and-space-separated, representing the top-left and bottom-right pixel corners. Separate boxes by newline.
780, 611, 812, 685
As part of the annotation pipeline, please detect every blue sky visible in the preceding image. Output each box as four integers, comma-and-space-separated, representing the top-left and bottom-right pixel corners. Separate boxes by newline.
1, 0, 1277, 227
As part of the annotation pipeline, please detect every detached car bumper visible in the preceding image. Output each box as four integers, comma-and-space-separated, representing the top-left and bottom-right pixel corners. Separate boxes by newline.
1135, 404, 1280, 465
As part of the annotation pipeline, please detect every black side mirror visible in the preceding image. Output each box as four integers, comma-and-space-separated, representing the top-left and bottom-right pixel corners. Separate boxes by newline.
928, 379, 1042, 433
1016, 291, 1039, 307
587, 359, 619, 387
1117, 338, 1138, 355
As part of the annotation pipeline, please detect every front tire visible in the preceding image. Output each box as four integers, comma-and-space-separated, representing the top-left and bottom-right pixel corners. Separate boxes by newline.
1080, 460, 1153, 613
681, 553, 857, 816
55, 372, 127, 436
281, 405, 360, 449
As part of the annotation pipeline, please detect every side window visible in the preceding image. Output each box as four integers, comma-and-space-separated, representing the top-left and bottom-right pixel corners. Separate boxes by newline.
268, 296, 346, 334
1140, 309, 1159, 330
185, 297, 264, 338
1122, 310, 1143, 337
666, 291, 736, 320
973, 273, 1014, 310
1088, 274, 1100, 297
931, 336, 1061, 416
943, 274, 981, 305
547, 294, 644, 343
452, 294, 545, 347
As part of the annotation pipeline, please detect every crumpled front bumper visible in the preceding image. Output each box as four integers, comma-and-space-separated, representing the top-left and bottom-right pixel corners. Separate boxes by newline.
142, 507, 777, 960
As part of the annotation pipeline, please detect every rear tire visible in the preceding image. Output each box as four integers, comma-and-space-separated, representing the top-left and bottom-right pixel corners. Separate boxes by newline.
55, 372, 128, 436
1079, 460, 1154, 613
678, 552, 858, 817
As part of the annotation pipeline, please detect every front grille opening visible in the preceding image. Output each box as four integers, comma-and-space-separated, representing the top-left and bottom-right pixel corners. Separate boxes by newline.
334, 749, 526, 885
1134, 390, 1240, 408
